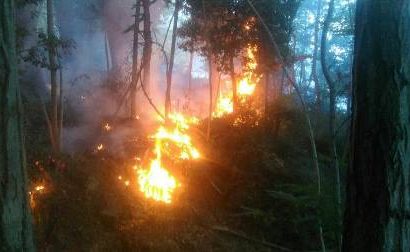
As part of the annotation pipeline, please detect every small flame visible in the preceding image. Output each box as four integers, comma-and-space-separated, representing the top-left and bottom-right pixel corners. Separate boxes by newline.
97, 144, 104, 151
35, 185, 45, 192
104, 123, 112, 131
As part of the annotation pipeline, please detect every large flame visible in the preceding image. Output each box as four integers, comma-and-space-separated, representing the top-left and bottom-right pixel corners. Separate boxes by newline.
213, 93, 234, 118
137, 113, 200, 203
213, 45, 260, 118
238, 45, 259, 98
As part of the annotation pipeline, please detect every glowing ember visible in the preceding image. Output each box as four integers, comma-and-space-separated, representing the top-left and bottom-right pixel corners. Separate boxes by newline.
97, 144, 104, 151
137, 113, 200, 204
104, 123, 112, 131
35, 185, 45, 192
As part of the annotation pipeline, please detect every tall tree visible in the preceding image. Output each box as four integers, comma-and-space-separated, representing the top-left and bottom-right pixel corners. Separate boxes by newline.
131, 0, 141, 118
343, 0, 410, 250
0, 0, 35, 250
142, 0, 152, 94
311, 0, 322, 111
47, 0, 59, 152
165, 0, 182, 118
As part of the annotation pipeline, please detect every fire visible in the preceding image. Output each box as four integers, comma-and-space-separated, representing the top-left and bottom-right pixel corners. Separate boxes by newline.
137, 113, 200, 204
97, 144, 104, 151
213, 45, 260, 118
104, 123, 112, 131
213, 93, 234, 118
238, 79, 256, 96
238, 45, 259, 98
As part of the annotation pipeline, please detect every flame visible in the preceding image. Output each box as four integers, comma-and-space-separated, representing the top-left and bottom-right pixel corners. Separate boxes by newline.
104, 123, 112, 131
213, 45, 259, 118
137, 113, 200, 204
238, 45, 259, 98
35, 185, 45, 192
97, 144, 104, 151
213, 93, 234, 118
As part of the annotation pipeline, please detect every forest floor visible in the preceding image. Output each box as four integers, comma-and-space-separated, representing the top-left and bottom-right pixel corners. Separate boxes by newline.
28, 115, 341, 251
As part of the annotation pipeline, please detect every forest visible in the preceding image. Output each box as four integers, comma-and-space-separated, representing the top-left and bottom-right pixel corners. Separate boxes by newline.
0, 0, 409, 251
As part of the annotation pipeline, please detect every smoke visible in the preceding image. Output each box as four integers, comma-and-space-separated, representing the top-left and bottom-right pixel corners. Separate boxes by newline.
32, 0, 212, 155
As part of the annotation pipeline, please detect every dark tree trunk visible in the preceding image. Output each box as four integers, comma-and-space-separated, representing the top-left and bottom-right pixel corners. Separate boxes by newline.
312, 0, 322, 111
131, 0, 140, 118
229, 56, 238, 112
207, 54, 213, 141
142, 0, 152, 94
47, 0, 59, 152
165, 0, 181, 118
321, 0, 342, 249
343, 1, 410, 251
0, 0, 35, 250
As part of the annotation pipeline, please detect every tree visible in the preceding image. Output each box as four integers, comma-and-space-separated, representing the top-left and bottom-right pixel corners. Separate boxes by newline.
0, 0, 35, 250
311, 0, 322, 111
47, 0, 59, 152
131, 0, 141, 118
321, 0, 342, 249
142, 0, 153, 94
165, 0, 182, 118
343, 0, 410, 250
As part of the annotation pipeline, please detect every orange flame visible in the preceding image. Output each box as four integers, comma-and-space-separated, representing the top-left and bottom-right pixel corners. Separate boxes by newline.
137, 113, 200, 204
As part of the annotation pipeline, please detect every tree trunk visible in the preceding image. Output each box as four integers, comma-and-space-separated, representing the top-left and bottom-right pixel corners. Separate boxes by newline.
188, 50, 194, 96
47, 0, 59, 152
165, 0, 181, 118
104, 31, 110, 73
230, 56, 238, 112
142, 0, 152, 94
321, 0, 342, 249
312, 0, 322, 111
0, 1, 35, 250
131, 0, 140, 118
343, 1, 410, 251
207, 54, 213, 141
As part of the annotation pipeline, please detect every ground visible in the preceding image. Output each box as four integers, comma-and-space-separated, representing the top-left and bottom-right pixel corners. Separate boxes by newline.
28, 111, 341, 251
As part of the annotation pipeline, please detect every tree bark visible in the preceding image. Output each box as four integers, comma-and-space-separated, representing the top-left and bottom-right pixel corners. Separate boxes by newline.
0, 0, 35, 250
321, 0, 342, 249
230, 56, 238, 112
142, 0, 152, 94
131, 0, 141, 118
343, 1, 410, 251
312, 0, 322, 111
165, 0, 181, 118
207, 54, 213, 141
47, 0, 59, 152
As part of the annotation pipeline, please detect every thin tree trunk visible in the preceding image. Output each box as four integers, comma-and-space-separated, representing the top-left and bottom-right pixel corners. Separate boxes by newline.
246, 1, 326, 250
131, 0, 140, 118
207, 54, 213, 141
142, 0, 152, 95
230, 56, 238, 112
104, 31, 110, 73
58, 67, 63, 150
47, 0, 59, 152
165, 0, 181, 118
343, 1, 410, 250
188, 50, 194, 96
320, 0, 342, 250
0, 0, 35, 250
312, 0, 322, 111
